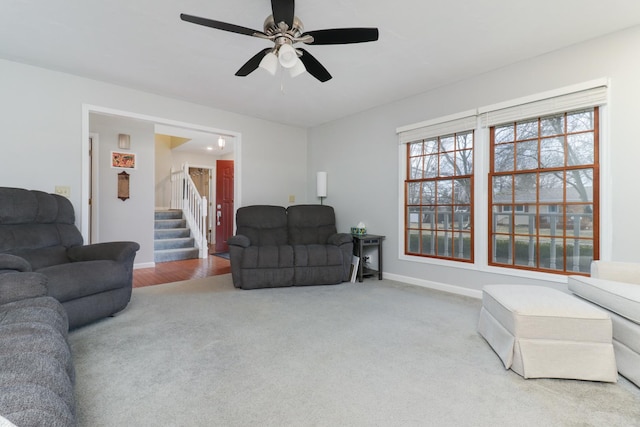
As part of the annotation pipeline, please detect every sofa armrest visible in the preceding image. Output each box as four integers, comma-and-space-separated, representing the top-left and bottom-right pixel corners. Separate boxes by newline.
328, 233, 353, 246
591, 261, 640, 285
228, 235, 250, 248
0, 271, 48, 304
0, 254, 33, 273
67, 241, 140, 263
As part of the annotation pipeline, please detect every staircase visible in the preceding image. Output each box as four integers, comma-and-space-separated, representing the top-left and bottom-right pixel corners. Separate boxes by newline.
154, 210, 199, 263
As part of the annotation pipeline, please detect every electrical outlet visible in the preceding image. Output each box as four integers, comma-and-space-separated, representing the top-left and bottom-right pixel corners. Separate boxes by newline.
55, 186, 71, 199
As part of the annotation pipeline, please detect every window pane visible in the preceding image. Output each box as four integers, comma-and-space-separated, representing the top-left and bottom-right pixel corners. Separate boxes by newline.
515, 140, 538, 170
494, 144, 514, 172
421, 230, 436, 255
567, 133, 594, 166
567, 110, 594, 133
440, 135, 455, 152
439, 153, 455, 176
514, 234, 535, 267
407, 230, 420, 253
422, 181, 436, 204
437, 180, 452, 204
409, 156, 423, 179
515, 208, 536, 235
424, 139, 439, 155
407, 182, 421, 205
407, 207, 421, 228
456, 132, 473, 150
492, 175, 513, 203
566, 169, 593, 203
454, 178, 472, 204
539, 237, 565, 271
539, 172, 564, 203
541, 114, 564, 137
516, 119, 538, 140
423, 154, 439, 178
409, 142, 423, 156
514, 173, 536, 203
567, 239, 593, 273
540, 136, 565, 168
455, 149, 473, 175
539, 205, 563, 238
454, 231, 472, 260
495, 125, 514, 143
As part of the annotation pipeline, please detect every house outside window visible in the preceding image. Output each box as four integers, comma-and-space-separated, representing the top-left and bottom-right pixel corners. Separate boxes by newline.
405, 130, 474, 261
489, 108, 599, 274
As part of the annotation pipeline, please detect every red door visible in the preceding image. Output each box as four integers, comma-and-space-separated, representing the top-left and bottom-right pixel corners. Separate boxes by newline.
215, 160, 234, 253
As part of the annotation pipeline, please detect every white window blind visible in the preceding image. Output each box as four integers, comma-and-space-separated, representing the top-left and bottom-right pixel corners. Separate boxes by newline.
479, 84, 608, 128
397, 110, 477, 145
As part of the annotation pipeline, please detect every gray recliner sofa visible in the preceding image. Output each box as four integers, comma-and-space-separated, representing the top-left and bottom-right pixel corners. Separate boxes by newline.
0, 254, 76, 426
228, 204, 353, 290
0, 187, 139, 329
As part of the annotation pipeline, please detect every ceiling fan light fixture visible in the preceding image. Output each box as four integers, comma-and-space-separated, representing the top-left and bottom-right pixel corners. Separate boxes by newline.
259, 52, 278, 75
278, 43, 298, 68
289, 58, 306, 78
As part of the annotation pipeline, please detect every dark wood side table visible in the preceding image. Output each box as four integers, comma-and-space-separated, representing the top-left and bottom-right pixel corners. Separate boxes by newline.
352, 234, 385, 282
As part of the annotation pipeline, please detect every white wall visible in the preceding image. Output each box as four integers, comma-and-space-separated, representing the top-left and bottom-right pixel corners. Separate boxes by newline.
0, 58, 308, 266
308, 25, 640, 295
90, 113, 155, 265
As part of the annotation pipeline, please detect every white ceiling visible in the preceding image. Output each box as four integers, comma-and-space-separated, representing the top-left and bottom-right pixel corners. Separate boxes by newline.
2, 1, 640, 128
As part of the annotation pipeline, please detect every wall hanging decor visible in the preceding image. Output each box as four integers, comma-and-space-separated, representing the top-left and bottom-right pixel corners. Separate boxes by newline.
111, 151, 136, 169
117, 171, 130, 201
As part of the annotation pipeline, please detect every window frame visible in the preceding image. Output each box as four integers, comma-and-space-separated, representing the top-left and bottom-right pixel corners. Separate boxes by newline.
396, 79, 610, 282
404, 130, 475, 262
487, 108, 600, 275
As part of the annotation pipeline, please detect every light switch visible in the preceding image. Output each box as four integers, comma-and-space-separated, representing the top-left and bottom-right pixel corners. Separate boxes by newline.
55, 186, 71, 199
288, 195, 295, 203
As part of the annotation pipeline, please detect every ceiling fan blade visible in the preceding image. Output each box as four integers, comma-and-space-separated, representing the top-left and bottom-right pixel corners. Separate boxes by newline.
298, 49, 332, 82
303, 28, 379, 45
180, 13, 265, 37
271, 0, 295, 29
235, 48, 272, 77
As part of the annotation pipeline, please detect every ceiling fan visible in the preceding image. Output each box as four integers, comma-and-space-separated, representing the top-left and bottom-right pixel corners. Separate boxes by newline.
180, 0, 379, 82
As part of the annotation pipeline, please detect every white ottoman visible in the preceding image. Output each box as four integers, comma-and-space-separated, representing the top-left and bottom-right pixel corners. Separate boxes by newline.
477, 285, 617, 382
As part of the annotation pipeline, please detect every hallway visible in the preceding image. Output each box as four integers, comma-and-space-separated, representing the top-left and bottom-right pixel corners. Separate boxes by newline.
133, 254, 230, 287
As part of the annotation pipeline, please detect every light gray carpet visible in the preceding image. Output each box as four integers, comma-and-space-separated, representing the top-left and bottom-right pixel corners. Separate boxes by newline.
70, 275, 640, 426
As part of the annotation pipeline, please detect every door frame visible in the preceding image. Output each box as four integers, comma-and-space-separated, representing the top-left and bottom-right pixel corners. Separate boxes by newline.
81, 104, 242, 244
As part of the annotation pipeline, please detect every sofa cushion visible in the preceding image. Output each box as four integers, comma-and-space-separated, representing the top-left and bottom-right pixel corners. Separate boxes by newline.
0, 384, 75, 427
38, 260, 130, 302
236, 206, 288, 246
568, 276, 640, 324
241, 246, 294, 269
287, 205, 337, 245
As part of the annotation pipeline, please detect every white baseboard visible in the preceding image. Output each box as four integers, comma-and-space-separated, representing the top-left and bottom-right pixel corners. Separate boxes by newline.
383, 272, 483, 299
134, 262, 155, 269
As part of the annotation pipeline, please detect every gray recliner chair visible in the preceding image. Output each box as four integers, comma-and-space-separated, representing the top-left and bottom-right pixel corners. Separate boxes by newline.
0, 187, 140, 329
228, 204, 353, 290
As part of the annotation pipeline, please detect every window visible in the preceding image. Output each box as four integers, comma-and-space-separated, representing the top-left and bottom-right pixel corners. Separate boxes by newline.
405, 130, 474, 261
489, 108, 599, 274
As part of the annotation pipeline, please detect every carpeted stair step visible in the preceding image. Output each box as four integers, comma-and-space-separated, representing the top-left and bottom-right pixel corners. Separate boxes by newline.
154, 237, 195, 251
154, 210, 183, 220
154, 247, 199, 263
154, 228, 190, 239
155, 218, 187, 229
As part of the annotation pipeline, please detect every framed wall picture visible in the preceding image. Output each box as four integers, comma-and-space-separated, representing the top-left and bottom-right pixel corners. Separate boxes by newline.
111, 151, 137, 169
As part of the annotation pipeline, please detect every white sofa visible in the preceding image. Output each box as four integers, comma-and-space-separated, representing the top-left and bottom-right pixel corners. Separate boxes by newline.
568, 261, 640, 387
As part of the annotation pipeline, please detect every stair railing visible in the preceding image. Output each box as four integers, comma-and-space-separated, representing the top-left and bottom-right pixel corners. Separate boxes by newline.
170, 162, 208, 258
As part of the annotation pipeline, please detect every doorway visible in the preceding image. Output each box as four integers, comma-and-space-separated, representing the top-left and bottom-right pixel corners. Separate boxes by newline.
214, 160, 234, 253
82, 105, 241, 266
